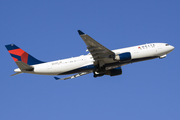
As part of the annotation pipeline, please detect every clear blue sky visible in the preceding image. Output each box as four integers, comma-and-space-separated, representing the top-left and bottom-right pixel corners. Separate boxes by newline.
1, 0, 180, 120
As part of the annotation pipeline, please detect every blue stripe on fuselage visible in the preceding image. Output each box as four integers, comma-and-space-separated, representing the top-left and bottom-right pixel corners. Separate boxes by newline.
58, 56, 159, 75
59, 64, 95, 75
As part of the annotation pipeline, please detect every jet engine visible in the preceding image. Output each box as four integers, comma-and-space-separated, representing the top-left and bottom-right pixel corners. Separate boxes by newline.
114, 52, 131, 61
105, 67, 122, 76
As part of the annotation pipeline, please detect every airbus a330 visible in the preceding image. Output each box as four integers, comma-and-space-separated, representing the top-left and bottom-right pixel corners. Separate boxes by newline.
5, 30, 174, 80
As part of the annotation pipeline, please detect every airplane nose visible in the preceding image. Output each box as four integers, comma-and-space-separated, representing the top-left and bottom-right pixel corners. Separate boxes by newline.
168, 45, 174, 53
170, 45, 175, 51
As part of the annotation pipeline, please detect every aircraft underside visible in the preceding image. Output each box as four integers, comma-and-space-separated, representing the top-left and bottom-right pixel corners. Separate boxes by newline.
59, 56, 159, 78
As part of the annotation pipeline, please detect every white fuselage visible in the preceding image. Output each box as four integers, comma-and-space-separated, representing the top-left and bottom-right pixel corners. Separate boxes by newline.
14, 43, 174, 75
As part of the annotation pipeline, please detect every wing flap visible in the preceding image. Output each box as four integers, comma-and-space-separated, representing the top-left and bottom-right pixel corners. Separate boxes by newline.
78, 30, 115, 66
80, 33, 113, 56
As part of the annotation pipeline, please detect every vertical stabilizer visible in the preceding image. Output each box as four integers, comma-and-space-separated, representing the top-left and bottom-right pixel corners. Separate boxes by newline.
5, 44, 44, 65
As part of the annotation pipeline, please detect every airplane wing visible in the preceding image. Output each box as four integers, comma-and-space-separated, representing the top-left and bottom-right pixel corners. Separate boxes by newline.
78, 30, 115, 67
54, 71, 92, 80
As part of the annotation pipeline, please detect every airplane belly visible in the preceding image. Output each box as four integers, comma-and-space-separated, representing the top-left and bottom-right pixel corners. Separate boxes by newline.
33, 58, 90, 75
33, 63, 59, 75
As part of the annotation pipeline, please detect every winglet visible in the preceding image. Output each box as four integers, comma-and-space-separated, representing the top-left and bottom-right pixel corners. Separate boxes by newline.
78, 30, 85, 35
54, 77, 61, 80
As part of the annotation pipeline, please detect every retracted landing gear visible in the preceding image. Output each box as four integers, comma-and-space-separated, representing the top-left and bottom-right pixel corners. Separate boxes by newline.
93, 71, 105, 78
93, 65, 106, 78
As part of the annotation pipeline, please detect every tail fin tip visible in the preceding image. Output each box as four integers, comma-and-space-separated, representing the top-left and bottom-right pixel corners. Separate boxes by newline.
5, 44, 19, 50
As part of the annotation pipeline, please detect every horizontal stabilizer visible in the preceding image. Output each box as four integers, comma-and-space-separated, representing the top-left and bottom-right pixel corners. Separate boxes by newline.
10, 72, 22, 76
15, 61, 34, 71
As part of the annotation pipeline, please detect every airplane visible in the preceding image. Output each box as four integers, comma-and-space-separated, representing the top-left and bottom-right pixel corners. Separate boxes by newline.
5, 30, 174, 80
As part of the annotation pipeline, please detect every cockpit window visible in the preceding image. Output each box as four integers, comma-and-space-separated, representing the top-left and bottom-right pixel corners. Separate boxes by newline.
165, 44, 169, 46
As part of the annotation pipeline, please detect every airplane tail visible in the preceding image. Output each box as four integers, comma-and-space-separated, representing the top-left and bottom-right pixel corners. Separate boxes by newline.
5, 44, 44, 65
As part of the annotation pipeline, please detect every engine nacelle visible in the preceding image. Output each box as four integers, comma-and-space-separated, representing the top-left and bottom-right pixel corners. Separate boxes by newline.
114, 52, 131, 61
105, 67, 122, 76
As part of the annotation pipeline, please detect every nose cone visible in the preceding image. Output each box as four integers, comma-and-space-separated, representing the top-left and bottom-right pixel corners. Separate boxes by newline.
170, 45, 175, 51
167, 45, 174, 54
